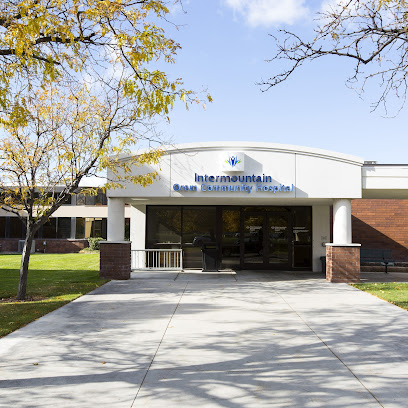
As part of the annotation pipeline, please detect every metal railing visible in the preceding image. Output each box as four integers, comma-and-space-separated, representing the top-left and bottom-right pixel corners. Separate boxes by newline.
131, 249, 183, 270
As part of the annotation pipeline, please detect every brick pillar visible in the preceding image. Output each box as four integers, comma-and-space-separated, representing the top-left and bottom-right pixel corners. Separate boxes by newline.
100, 242, 131, 280
326, 244, 361, 283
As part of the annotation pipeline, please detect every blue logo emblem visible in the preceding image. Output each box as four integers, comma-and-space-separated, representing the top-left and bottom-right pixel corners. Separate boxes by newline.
226, 156, 241, 167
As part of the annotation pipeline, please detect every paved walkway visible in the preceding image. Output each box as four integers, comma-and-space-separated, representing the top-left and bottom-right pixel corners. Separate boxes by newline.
1, 271, 408, 407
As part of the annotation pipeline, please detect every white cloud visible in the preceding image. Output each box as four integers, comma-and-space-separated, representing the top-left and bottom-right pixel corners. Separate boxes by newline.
224, 0, 310, 27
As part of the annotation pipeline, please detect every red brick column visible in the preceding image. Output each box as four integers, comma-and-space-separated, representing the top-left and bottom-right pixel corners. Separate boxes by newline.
100, 242, 131, 280
326, 244, 361, 283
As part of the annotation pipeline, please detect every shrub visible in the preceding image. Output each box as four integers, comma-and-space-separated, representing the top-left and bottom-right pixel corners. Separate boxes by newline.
87, 237, 105, 251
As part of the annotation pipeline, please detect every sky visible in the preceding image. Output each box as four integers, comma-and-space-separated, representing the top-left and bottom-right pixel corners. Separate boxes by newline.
142, 0, 408, 164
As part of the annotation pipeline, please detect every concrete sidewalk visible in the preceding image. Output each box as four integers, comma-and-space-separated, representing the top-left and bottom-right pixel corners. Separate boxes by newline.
1, 271, 408, 407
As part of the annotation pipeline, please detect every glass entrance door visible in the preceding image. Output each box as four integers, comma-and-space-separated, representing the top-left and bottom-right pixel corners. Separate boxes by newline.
243, 214, 265, 265
268, 213, 290, 267
242, 212, 291, 269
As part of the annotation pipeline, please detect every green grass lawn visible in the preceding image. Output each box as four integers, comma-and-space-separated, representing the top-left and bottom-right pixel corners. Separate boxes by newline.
0, 253, 108, 338
351, 282, 408, 311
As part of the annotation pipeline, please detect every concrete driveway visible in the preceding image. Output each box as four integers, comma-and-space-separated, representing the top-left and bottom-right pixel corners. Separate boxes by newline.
1, 271, 408, 407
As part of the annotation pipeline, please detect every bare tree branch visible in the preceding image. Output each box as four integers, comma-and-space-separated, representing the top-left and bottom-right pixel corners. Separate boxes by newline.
262, 0, 408, 112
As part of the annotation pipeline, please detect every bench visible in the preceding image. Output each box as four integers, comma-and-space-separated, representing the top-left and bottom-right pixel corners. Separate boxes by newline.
360, 248, 395, 273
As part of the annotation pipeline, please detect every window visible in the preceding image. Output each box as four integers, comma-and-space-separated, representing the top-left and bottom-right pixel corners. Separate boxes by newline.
57, 218, 71, 239
76, 217, 107, 239
146, 205, 315, 270
0, 217, 5, 238
42, 218, 57, 238
85, 195, 95, 206
74, 190, 107, 206
182, 207, 216, 269
95, 191, 107, 206
76, 218, 85, 239
9, 217, 25, 239
125, 218, 130, 240
147, 206, 217, 269
42, 218, 71, 239
84, 218, 93, 238
76, 194, 86, 206
34, 192, 71, 204
90, 218, 104, 238
293, 207, 312, 268
146, 207, 181, 248
221, 209, 240, 268
63, 195, 72, 205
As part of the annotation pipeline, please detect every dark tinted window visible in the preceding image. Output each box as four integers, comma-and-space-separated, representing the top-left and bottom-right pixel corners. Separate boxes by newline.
10, 217, 25, 238
146, 207, 181, 248
63, 195, 72, 205
57, 218, 71, 239
221, 209, 240, 268
182, 207, 216, 269
0, 217, 6, 238
43, 218, 57, 238
95, 191, 107, 205
76, 218, 85, 239
293, 207, 312, 267
85, 195, 95, 206
92, 218, 105, 238
76, 194, 86, 205
182, 207, 216, 245
293, 207, 312, 244
125, 218, 130, 240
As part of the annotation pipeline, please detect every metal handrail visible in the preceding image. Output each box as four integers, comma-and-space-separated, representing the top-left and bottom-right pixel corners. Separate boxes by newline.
131, 249, 183, 270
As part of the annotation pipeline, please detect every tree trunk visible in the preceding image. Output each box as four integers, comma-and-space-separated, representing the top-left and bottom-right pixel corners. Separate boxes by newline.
17, 225, 34, 300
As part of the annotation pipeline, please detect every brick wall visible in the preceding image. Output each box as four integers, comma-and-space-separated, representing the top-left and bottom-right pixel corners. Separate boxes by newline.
326, 245, 360, 283
0, 239, 88, 253
36, 239, 88, 253
352, 199, 408, 262
0, 239, 19, 252
100, 242, 131, 280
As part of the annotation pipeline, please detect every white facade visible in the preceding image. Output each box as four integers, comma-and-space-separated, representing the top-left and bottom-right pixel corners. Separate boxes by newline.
109, 142, 364, 203
106, 142, 375, 272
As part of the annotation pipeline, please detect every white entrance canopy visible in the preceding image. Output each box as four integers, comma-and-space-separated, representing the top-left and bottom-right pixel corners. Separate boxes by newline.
104, 142, 408, 278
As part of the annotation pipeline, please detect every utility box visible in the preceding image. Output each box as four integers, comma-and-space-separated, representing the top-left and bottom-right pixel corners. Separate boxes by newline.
320, 256, 326, 274
202, 243, 220, 272
18, 240, 36, 254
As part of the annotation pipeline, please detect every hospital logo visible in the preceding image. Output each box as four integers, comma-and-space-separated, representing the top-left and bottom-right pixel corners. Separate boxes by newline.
226, 156, 241, 168
222, 152, 245, 172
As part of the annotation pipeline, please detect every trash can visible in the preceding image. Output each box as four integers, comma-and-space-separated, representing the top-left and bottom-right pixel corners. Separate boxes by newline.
202, 243, 220, 272
320, 256, 326, 274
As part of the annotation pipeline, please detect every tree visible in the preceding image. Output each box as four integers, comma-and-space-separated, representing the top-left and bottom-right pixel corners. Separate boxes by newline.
0, 0, 209, 299
0, 0, 197, 108
262, 0, 408, 112
1, 82, 162, 299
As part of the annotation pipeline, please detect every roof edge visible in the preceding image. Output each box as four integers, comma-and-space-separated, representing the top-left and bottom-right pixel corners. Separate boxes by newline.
124, 142, 365, 166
